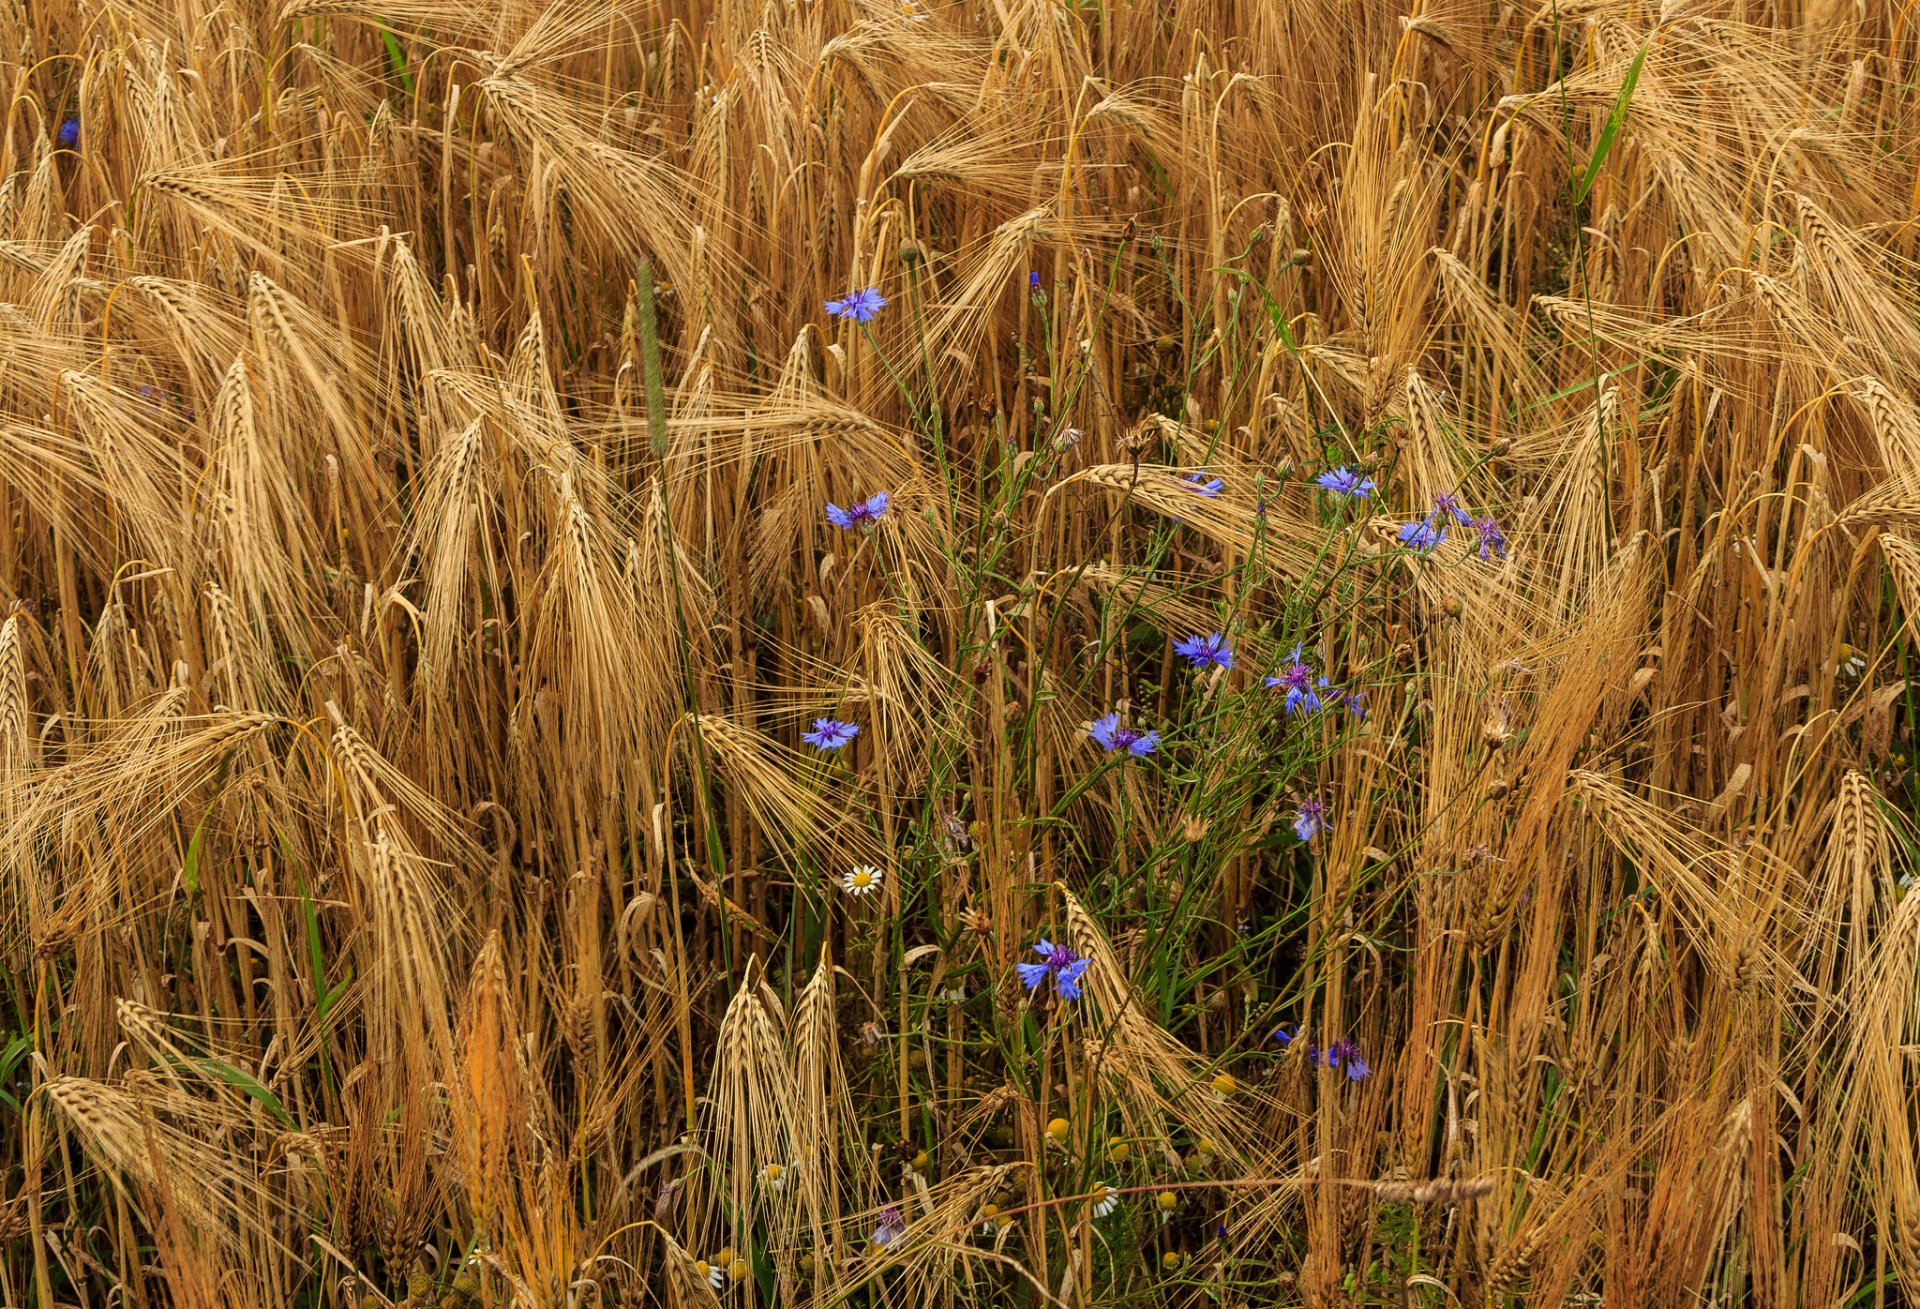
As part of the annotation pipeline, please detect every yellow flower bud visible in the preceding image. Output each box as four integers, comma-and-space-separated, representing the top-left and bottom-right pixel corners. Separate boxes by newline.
1156, 1190, 1178, 1212
1045, 1117, 1070, 1145
1106, 1136, 1131, 1163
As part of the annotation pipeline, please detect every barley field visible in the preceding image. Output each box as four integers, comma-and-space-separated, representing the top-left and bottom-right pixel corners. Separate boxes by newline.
4, 0, 1920, 1305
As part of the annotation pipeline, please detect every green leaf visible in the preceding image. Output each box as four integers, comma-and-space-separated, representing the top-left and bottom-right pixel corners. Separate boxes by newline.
183, 1058, 293, 1127
378, 23, 415, 98
1575, 44, 1648, 205
182, 808, 211, 896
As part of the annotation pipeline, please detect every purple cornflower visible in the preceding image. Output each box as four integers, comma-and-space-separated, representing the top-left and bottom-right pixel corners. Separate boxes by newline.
1017, 938, 1091, 1000
1174, 632, 1235, 670
825, 490, 891, 529
1324, 1038, 1372, 1081
802, 718, 860, 750
1431, 490, 1473, 526
1314, 466, 1376, 499
1263, 644, 1332, 715
1398, 516, 1446, 553
871, 1206, 906, 1248
1292, 797, 1327, 842
1179, 469, 1224, 497
1089, 712, 1159, 757
1473, 515, 1508, 560
1339, 688, 1368, 719
826, 286, 888, 322
56, 118, 79, 149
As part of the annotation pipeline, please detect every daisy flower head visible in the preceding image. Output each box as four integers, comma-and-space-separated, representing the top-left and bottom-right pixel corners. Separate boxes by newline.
56, 118, 79, 149
1174, 632, 1235, 670
871, 1206, 906, 1249
1018, 938, 1091, 1000
1314, 466, 1376, 499
1473, 515, 1509, 560
826, 286, 888, 322
1088, 712, 1159, 757
1293, 796, 1328, 842
803, 718, 860, 751
1092, 1186, 1121, 1219
695, 1258, 725, 1290
1431, 490, 1473, 525
978, 1203, 1004, 1234
1179, 469, 1224, 497
824, 490, 891, 530
761, 1163, 787, 1192
841, 864, 883, 896
1264, 644, 1331, 715
1398, 516, 1446, 553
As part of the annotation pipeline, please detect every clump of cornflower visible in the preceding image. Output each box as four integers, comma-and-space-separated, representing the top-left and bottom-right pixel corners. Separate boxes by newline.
1292, 797, 1327, 842
1314, 466, 1376, 499
1174, 632, 1235, 670
1274, 1027, 1372, 1080
826, 286, 887, 322
1398, 515, 1446, 553
56, 118, 79, 149
1264, 644, 1332, 715
825, 490, 890, 529
1017, 938, 1090, 1000
1473, 515, 1509, 560
1089, 712, 1158, 757
1430, 490, 1473, 525
1179, 468, 1224, 497
870, 1206, 906, 1248
802, 718, 860, 750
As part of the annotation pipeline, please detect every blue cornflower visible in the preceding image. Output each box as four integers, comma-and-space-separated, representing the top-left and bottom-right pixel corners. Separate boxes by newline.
1263, 644, 1332, 715
1398, 516, 1445, 553
1314, 466, 1376, 499
1174, 632, 1235, 670
826, 286, 888, 322
1271, 1023, 1297, 1046
825, 490, 891, 529
1292, 797, 1327, 842
1431, 490, 1473, 525
802, 718, 860, 750
1339, 688, 1368, 719
871, 1206, 906, 1248
1017, 938, 1091, 1000
56, 118, 79, 149
1324, 1038, 1372, 1081
1029, 271, 1042, 291
1473, 515, 1509, 560
1089, 712, 1159, 757
1179, 469, 1224, 497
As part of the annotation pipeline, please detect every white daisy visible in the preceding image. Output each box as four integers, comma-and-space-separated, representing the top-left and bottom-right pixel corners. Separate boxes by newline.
694, 1259, 724, 1290
1092, 1186, 1120, 1218
761, 1162, 786, 1193
842, 864, 884, 896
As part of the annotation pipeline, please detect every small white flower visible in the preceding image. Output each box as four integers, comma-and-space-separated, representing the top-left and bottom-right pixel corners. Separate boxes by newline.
842, 864, 883, 896
940, 986, 967, 1004
1092, 1186, 1120, 1218
761, 1163, 786, 1193
695, 1259, 724, 1290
